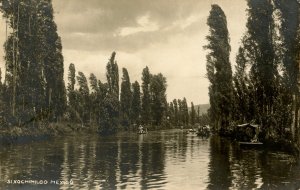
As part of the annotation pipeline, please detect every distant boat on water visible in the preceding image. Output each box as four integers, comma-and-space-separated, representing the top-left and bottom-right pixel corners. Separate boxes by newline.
239, 141, 263, 148
188, 128, 197, 133
196, 125, 210, 137
137, 131, 147, 134
137, 125, 147, 134
235, 123, 263, 148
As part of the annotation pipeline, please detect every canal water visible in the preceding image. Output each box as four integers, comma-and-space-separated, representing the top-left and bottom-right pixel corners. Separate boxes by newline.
0, 129, 300, 189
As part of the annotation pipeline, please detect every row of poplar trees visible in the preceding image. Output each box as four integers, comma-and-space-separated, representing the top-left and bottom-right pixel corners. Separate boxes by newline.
166, 98, 209, 127
0, 0, 66, 125
66, 52, 168, 134
67, 58, 207, 133
0, 0, 170, 135
206, 0, 300, 141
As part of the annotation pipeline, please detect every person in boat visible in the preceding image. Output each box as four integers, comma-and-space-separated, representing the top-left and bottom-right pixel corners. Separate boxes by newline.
138, 125, 147, 133
251, 133, 258, 142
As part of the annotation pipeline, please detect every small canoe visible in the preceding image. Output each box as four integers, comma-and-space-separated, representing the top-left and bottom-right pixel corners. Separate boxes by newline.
239, 142, 263, 149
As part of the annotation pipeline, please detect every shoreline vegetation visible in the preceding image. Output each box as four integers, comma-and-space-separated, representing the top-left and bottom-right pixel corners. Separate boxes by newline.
0, 122, 198, 145
1, 123, 298, 157
204, 2, 300, 157
0, 0, 300, 158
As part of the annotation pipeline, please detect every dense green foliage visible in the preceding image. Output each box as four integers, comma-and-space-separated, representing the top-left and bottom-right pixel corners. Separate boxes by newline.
0, 0, 176, 132
67, 63, 76, 120
141, 66, 152, 125
131, 81, 141, 126
150, 73, 167, 126
166, 98, 208, 127
0, 0, 174, 135
99, 52, 120, 135
7, 0, 300, 144
274, 0, 300, 139
0, 0, 66, 125
190, 102, 196, 126
76, 71, 90, 123
120, 68, 132, 129
231, 0, 300, 141
246, 0, 279, 131
204, 4, 233, 132
205, 1, 300, 145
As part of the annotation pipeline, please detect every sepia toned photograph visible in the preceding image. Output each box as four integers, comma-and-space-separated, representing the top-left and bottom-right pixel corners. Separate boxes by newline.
0, 0, 300, 189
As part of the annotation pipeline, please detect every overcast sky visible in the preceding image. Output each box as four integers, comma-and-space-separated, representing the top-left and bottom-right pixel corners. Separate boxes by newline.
0, 0, 247, 105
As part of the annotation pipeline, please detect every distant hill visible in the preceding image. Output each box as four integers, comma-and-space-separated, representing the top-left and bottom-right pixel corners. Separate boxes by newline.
189, 104, 210, 115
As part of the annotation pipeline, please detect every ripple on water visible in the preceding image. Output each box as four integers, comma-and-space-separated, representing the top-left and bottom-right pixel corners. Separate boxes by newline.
1, 131, 300, 190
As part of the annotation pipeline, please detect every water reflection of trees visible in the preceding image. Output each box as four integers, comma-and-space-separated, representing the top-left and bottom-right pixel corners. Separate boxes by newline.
0, 130, 192, 189
164, 130, 188, 163
207, 136, 232, 189
259, 151, 300, 189
2, 132, 300, 189
58, 135, 119, 189
57, 133, 168, 189
208, 136, 300, 189
0, 140, 64, 189
208, 136, 266, 189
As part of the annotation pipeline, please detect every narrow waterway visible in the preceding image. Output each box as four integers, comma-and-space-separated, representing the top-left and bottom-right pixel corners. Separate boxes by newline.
0, 129, 299, 189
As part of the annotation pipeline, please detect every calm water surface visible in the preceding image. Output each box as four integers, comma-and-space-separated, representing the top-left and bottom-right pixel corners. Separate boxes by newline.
0, 129, 300, 189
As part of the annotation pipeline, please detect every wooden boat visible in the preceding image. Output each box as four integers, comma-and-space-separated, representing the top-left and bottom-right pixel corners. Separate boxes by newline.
235, 123, 263, 149
196, 125, 210, 137
137, 130, 147, 134
188, 128, 197, 133
234, 123, 260, 142
239, 141, 263, 149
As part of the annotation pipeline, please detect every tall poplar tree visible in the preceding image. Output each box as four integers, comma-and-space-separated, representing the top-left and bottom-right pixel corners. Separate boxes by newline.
39, 0, 66, 121
173, 99, 179, 126
168, 102, 175, 125
0, 0, 66, 123
190, 102, 196, 126
141, 66, 151, 125
131, 81, 141, 126
89, 73, 100, 124
245, 0, 279, 133
2, 0, 45, 121
67, 63, 76, 120
106, 52, 119, 97
100, 52, 120, 135
120, 68, 132, 129
204, 4, 233, 131
232, 45, 254, 123
178, 99, 183, 125
76, 71, 89, 123
150, 73, 167, 126
274, 0, 300, 137
182, 98, 189, 126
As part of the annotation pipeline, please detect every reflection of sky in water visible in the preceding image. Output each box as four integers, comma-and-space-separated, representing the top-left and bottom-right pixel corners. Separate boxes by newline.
0, 130, 300, 189
164, 133, 210, 190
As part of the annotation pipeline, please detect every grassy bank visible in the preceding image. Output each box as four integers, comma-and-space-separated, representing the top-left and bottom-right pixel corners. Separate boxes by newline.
0, 122, 99, 145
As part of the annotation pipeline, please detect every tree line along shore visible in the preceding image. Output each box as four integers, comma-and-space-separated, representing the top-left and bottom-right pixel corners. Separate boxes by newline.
0, 0, 209, 142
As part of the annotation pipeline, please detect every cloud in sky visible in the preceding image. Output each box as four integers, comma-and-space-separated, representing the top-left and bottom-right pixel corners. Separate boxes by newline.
0, 0, 247, 105
52, 0, 211, 52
